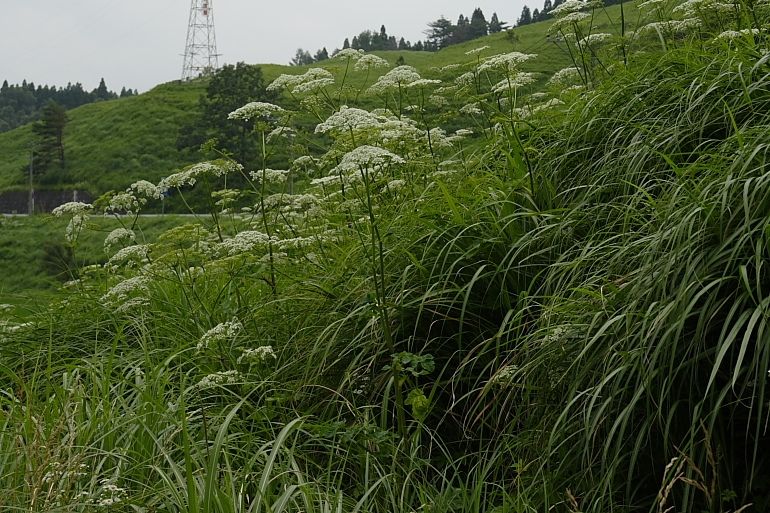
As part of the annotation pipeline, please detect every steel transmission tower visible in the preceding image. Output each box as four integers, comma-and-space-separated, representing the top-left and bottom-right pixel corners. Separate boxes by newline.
181, 0, 220, 80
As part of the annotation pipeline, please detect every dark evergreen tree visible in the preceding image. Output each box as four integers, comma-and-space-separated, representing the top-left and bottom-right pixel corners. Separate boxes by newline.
452, 14, 470, 44
518, 5, 532, 25
290, 48, 314, 66
398, 37, 407, 49
469, 8, 489, 38
543, 0, 554, 14
532, 8, 541, 21
30, 101, 68, 176
425, 16, 454, 49
94, 78, 110, 101
396, 55, 406, 66
488, 12, 504, 32
343, 38, 351, 49
314, 47, 329, 61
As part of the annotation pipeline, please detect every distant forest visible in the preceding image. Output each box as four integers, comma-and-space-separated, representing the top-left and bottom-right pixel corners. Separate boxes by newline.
290, 7, 509, 65
0, 78, 136, 133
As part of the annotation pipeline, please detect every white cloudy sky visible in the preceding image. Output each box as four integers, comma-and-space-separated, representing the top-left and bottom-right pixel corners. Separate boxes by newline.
1, 1, 525, 92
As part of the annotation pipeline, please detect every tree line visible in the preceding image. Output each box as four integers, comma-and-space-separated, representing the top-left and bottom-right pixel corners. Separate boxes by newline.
515, 0, 623, 26
289, 7, 508, 65
0, 78, 135, 133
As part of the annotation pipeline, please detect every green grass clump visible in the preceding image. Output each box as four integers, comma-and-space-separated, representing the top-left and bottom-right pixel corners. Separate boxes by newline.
2, 2, 770, 512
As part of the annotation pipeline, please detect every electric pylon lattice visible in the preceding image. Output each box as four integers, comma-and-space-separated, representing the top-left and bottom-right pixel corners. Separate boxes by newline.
181, 0, 220, 80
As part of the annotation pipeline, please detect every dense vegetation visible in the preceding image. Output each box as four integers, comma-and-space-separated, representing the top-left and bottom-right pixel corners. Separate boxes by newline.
0, 4, 596, 196
2, 0, 770, 511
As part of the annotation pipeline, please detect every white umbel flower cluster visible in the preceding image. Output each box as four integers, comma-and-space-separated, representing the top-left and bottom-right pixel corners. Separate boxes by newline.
228, 101, 285, 121
549, 66, 582, 85
52, 202, 93, 243
249, 168, 290, 184
129, 180, 163, 200
329, 145, 405, 175
579, 33, 614, 46
267, 68, 334, 93
334, 48, 365, 60
52, 201, 93, 217
159, 161, 243, 192
196, 370, 244, 389
102, 276, 150, 304
238, 345, 277, 364
197, 318, 243, 352
354, 54, 390, 71
218, 231, 276, 257
104, 228, 136, 253
315, 106, 381, 134
367, 65, 423, 94
491, 72, 537, 93
107, 244, 150, 268
478, 52, 538, 73
466, 45, 491, 55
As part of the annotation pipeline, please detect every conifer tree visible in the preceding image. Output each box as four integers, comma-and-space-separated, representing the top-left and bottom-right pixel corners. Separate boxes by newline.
469, 8, 489, 38
518, 5, 532, 25
30, 101, 68, 176
488, 12, 505, 32
94, 78, 110, 101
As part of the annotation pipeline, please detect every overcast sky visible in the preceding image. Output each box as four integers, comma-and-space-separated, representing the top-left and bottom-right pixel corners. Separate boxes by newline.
1, 1, 526, 93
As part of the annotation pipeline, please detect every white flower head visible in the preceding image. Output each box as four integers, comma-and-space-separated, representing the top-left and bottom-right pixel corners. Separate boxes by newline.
196, 370, 244, 389
330, 145, 405, 175
107, 244, 150, 268
367, 65, 422, 94
106, 192, 139, 215
197, 318, 243, 352
129, 180, 163, 200
249, 168, 290, 184
104, 228, 136, 253
218, 231, 276, 256
238, 345, 277, 364
292, 78, 335, 94
580, 33, 614, 46
315, 106, 381, 134
158, 161, 243, 192
459, 102, 483, 115
228, 102, 285, 121
52, 202, 92, 218
549, 66, 582, 85
101, 276, 150, 304
354, 54, 390, 71
550, 0, 588, 15
478, 52, 538, 73
492, 72, 537, 93
466, 45, 491, 55
406, 78, 442, 89
334, 48, 365, 60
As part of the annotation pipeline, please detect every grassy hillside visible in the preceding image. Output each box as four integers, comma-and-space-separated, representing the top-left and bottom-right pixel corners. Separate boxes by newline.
0, 3, 632, 195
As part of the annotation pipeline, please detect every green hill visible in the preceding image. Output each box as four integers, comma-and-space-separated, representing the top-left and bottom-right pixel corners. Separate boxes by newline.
0, 4, 630, 195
